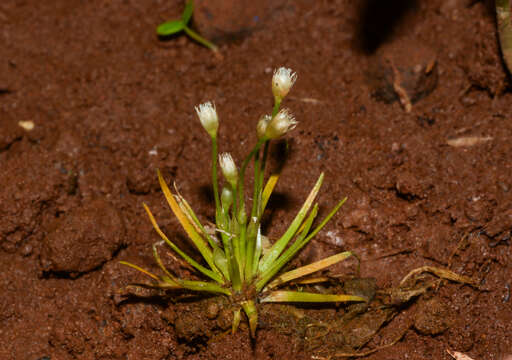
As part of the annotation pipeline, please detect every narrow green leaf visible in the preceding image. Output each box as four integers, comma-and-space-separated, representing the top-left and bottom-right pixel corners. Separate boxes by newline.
213, 247, 230, 280
259, 173, 324, 273
175, 190, 220, 251
182, 0, 194, 24
244, 221, 256, 281
152, 242, 178, 281
299, 197, 347, 245
157, 20, 185, 36
261, 173, 280, 211
232, 308, 241, 334
260, 291, 365, 303
119, 261, 161, 282
256, 204, 318, 291
238, 220, 247, 279
157, 170, 220, 276
179, 279, 231, 296
265, 251, 353, 290
251, 226, 263, 276
256, 197, 347, 291
241, 300, 258, 337
143, 202, 224, 284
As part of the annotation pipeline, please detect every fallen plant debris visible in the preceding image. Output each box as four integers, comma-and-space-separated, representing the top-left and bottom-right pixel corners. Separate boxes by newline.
446, 136, 493, 147
303, 266, 478, 359
447, 349, 476, 360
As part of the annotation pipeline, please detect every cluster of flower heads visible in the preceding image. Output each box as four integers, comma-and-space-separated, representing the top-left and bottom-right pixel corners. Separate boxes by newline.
195, 67, 298, 145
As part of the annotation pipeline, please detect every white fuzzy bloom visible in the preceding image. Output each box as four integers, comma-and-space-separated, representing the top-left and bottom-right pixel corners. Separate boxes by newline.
256, 114, 272, 139
219, 153, 238, 187
195, 101, 218, 137
272, 67, 297, 100
264, 108, 297, 139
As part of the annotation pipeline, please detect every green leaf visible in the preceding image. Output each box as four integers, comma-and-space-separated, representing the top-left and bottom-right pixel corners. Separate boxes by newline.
182, 0, 194, 24
241, 300, 258, 337
143, 202, 223, 284
256, 197, 347, 292
261, 173, 280, 211
179, 279, 231, 296
156, 170, 220, 278
119, 261, 161, 282
265, 251, 353, 290
256, 204, 318, 291
259, 173, 324, 273
157, 20, 185, 36
213, 247, 230, 280
260, 291, 365, 303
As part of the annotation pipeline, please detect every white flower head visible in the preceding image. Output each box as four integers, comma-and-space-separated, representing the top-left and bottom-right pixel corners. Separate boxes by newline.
264, 108, 297, 139
195, 101, 218, 138
219, 152, 238, 187
272, 67, 297, 101
256, 114, 272, 139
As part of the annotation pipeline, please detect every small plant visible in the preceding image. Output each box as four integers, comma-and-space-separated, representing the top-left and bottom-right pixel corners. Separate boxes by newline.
121, 67, 365, 337
156, 0, 218, 53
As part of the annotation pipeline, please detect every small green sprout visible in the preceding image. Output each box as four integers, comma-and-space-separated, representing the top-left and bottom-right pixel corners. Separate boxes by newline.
156, 0, 218, 53
121, 67, 365, 337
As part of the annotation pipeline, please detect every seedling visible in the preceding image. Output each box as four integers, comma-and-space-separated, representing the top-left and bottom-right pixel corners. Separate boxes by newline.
121, 67, 365, 337
156, 0, 218, 53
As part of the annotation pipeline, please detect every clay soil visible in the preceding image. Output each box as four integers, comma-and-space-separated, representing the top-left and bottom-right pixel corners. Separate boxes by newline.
1, 0, 512, 359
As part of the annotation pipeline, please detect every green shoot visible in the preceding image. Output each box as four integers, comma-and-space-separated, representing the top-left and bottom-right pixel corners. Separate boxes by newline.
120, 67, 365, 338
156, 0, 218, 53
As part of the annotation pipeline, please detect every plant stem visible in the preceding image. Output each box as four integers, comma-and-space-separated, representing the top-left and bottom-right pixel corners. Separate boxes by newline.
183, 25, 218, 52
237, 138, 265, 226
250, 150, 261, 220
239, 223, 247, 279
211, 136, 221, 218
272, 99, 281, 117
257, 141, 270, 218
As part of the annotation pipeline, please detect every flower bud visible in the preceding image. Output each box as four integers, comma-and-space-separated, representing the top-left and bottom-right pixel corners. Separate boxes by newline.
195, 101, 218, 138
272, 67, 297, 101
220, 187, 233, 211
256, 114, 271, 139
219, 153, 238, 188
264, 108, 297, 139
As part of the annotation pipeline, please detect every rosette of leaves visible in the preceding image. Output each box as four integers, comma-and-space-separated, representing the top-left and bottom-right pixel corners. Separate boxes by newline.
121, 68, 364, 337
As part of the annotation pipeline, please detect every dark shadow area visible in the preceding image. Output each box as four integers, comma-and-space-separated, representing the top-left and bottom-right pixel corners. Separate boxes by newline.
268, 139, 289, 174
198, 183, 215, 208
481, 0, 497, 19
354, 0, 418, 54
